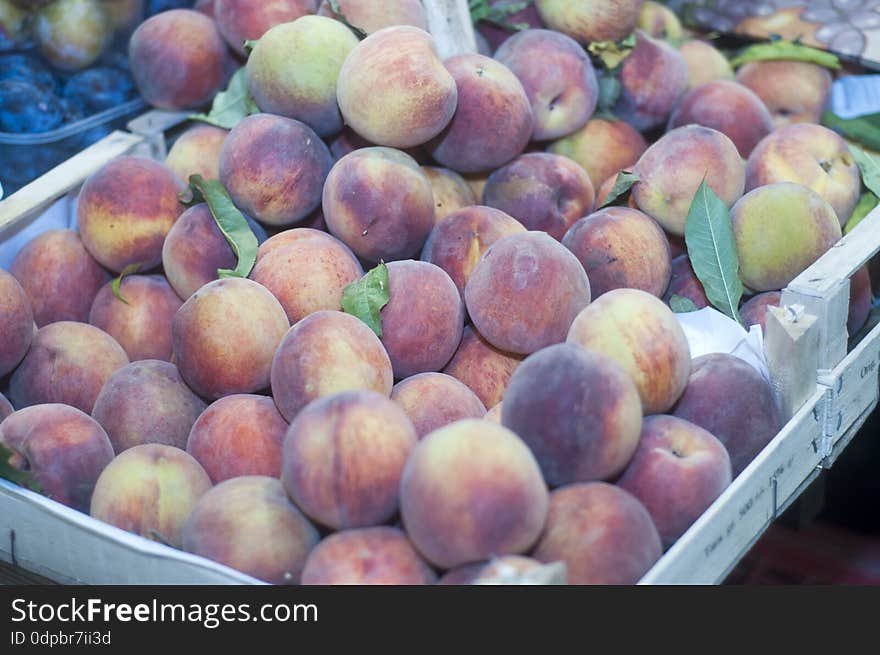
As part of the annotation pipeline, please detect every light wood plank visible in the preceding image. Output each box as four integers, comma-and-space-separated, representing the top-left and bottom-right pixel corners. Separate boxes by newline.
423, 0, 478, 59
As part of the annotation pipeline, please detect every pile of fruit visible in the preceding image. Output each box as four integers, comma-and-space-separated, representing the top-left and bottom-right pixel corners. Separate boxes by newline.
0, 0, 878, 585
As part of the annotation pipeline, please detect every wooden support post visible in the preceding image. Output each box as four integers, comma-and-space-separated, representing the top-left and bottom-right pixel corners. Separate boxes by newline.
423, 0, 478, 59
126, 110, 191, 160
764, 304, 820, 422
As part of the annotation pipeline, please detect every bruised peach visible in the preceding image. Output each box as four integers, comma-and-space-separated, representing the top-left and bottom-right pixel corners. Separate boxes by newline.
442, 326, 523, 409
0, 269, 33, 377
391, 373, 486, 439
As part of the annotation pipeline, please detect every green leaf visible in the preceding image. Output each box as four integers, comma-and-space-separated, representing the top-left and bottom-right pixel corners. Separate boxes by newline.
598, 170, 639, 208
845, 192, 879, 234
729, 40, 840, 69
327, 0, 368, 39
469, 0, 531, 32
821, 112, 880, 152
848, 143, 880, 198
587, 35, 636, 70
0, 444, 41, 493
684, 179, 745, 324
669, 294, 699, 313
189, 68, 259, 130
188, 175, 258, 279
111, 263, 143, 304
243, 39, 258, 55
341, 262, 390, 337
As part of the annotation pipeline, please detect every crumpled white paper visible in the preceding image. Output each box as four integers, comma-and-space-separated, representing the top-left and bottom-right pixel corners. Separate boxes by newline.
675, 307, 771, 385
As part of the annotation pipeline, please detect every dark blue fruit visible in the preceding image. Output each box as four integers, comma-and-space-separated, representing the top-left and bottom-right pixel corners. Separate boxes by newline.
62, 66, 135, 114
0, 53, 57, 93
0, 78, 64, 133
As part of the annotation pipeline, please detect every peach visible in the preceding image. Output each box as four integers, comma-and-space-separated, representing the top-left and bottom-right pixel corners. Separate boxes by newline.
322, 147, 435, 262
477, 1, 543, 52
632, 125, 745, 236
10, 322, 129, 414
379, 260, 464, 379
567, 288, 691, 414
0, 404, 114, 511
91, 360, 206, 454
502, 343, 642, 486
426, 54, 532, 174
668, 80, 775, 158
301, 527, 436, 585
164, 125, 228, 184
33, 0, 111, 72
336, 26, 457, 149
736, 60, 832, 128
678, 39, 734, 90
562, 207, 671, 299
214, 0, 317, 56
532, 482, 662, 584
442, 326, 523, 409
10, 229, 108, 327
317, 0, 427, 34
77, 156, 185, 273
101, 0, 141, 29
493, 29, 597, 141
171, 278, 290, 400
327, 126, 373, 160
90, 444, 212, 547
437, 563, 483, 585
0, 393, 12, 421
391, 373, 486, 439
535, 0, 642, 44
482, 153, 595, 240
486, 402, 503, 423
746, 123, 861, 226
420, 205, 526, 300
246, 15, 359, 137
739, 291, 781, 332
400, 419, 549, 569
672, 353, 781, 476
270, 310, 393, 422
617, 415, 733, 548
849, 266, 872, 336
219, 113, 333, 227
470, 556, 547, 584
129, 9, 228, 110
614, 30, 688, 132
181, 476, 319, 584
663, 254, 709, 309
282, 390, 417, 529
0, 269, 33, 377
421, 166, 477, 222
250, 230, 362, 323
547, 118, 647, 190
88, 275, 182, 362
194, 0, 214, 17
636, 1, 682, 39
731, 182, 841, 292
186, 394, 287, 483
465, 231, 591, 355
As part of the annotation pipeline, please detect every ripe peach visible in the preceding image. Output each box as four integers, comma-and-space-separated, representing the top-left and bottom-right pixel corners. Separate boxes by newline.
164, 125, 228, 184
0, 269, 33, 377
739, 291, 781, 332
214, 0, 317, 56
0, 393, 12, 421
317, 0, 427, 34
636, 1, 681, 39
33, 0, 111, 72
391, 373, 486, 439
678, 39, 734, 90
535, 0, 642, 44
421, 166, 477, 222
442, 325, 523, 409
736, 60, 832, 128
663, 254, 709, 309
848, 266, 872, 336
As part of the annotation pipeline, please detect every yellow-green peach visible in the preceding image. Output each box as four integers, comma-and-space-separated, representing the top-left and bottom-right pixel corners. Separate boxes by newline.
219, 113, 333, 227
77, 156, 185, 273
535, 0, 642, 44
10, 229, 109, 326
465, 231, 591, 355
164, 125, 228, 184
171, 278, 290, 400
632, 125, 745, 236
182, 476, 319, 584
0, 404, 114, 511
214, 0, 317, 56
668, 80, 774, 158
301, 527, 437, 585
34, 0, 110, 72
391, 373, 486, 439
442, 326, 523, 409
421, 166, 477, 222
400, 419, 549, 569
493, 29, 597, 142
247, 16, 358, 137
90, 444, 212, 547
562, 207, 671, 298
532, 482, 662, 584
736, 60, 832, 128
317, 0, 426, 34
745, 123, 861, 227
731, 182, 841, 292
502, 343, 643, 486
91, 360, 207, 454
10, 321, 129, 414
678, 39, 734, 90
482, 153, 595, 240
270, 310, 393, 421
547, 118, 647, 190
89, 275, 182, 362
336, 26, 457, 149
186, 394, 287, 483
636, 0, 681, 39
0, 269, 33, 377
282, 390, 417, 529
322, 147, 435, 262
567, 288, 691, 414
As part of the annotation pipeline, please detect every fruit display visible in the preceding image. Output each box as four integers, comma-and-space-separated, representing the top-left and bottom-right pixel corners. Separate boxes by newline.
1, 0, 878, 587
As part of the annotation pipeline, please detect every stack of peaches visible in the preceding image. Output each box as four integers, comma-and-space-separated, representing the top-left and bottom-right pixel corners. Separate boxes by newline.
0, 0, 873, 585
